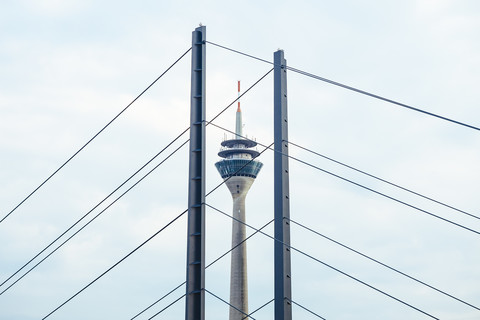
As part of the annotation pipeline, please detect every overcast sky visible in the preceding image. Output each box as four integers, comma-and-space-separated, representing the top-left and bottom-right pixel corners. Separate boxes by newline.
1, 1, 479, 319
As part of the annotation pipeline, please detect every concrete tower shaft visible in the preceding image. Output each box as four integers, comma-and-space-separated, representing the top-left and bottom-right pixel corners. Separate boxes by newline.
225, 176, 254, 320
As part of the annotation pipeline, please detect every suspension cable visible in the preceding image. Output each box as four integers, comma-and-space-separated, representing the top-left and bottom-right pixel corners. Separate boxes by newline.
288, 140, 480, 221
41, 209, 187, 319
206, 219, 274, 268
206, 203, 439, 320
130, 282, 185, 320
1, 128, 189, 290
287, 150, 480, 235
208, 67, 273, 125
147, 294, 186, 320
241, 298, 275, 320
1, 139, 190, 296
204, 288, 256, 320
206, 40, 272, 65
208, 122, 480, 236
0, 47, 192, 225
290, 218, 479, 311
287, 65, 480, 132
206, 40, 480, 132
289, 298, 326, 320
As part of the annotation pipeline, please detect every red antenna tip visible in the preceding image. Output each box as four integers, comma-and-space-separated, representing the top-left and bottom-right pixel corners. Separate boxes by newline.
237, 80, 241, 112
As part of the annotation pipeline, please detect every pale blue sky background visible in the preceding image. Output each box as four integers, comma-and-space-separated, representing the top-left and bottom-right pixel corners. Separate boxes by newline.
1, 1, 479, 319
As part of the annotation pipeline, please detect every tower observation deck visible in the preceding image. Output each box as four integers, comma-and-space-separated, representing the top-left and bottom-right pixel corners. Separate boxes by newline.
214, 81, 262, 320
215, 138, 263, 179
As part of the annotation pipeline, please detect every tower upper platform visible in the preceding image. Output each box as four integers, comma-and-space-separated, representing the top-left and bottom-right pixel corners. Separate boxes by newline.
221, 138, 257, 148
218, 139, 260, 159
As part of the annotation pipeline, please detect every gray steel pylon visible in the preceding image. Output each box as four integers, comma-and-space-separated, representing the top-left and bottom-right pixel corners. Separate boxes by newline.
274, 49, 292, 320
185, 25, 206, 320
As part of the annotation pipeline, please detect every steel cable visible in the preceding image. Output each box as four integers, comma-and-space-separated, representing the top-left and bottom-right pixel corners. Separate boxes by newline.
1, 139, 190, 296
208, 122, 480, 236
206, 203, 439, 320
130, 282, 185, 320
0, 47, 192, 225
41, 210, 187, 319
287, 140, 480, 221
147, 294, 186, 320
0, 128, 189, 290
205, 288, 256, 320
290, 218, 480, 311
241, 298, 275, 320
289, 298, 326, 320
206, 40, 480, 132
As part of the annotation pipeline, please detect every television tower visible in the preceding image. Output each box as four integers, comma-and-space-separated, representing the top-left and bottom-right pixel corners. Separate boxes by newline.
215, 81, 263, 320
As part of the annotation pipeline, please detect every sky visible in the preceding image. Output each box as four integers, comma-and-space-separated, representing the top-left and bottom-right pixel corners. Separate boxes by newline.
1, 0, 480, 319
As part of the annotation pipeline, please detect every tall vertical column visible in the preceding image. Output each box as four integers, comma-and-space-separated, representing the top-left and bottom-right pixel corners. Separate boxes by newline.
227, 177, 254, 320
185, 25, 206, 320
274, 49, 292, 320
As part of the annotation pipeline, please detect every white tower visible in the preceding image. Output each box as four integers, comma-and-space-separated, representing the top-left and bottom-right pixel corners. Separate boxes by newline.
215, 81, 263, 320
